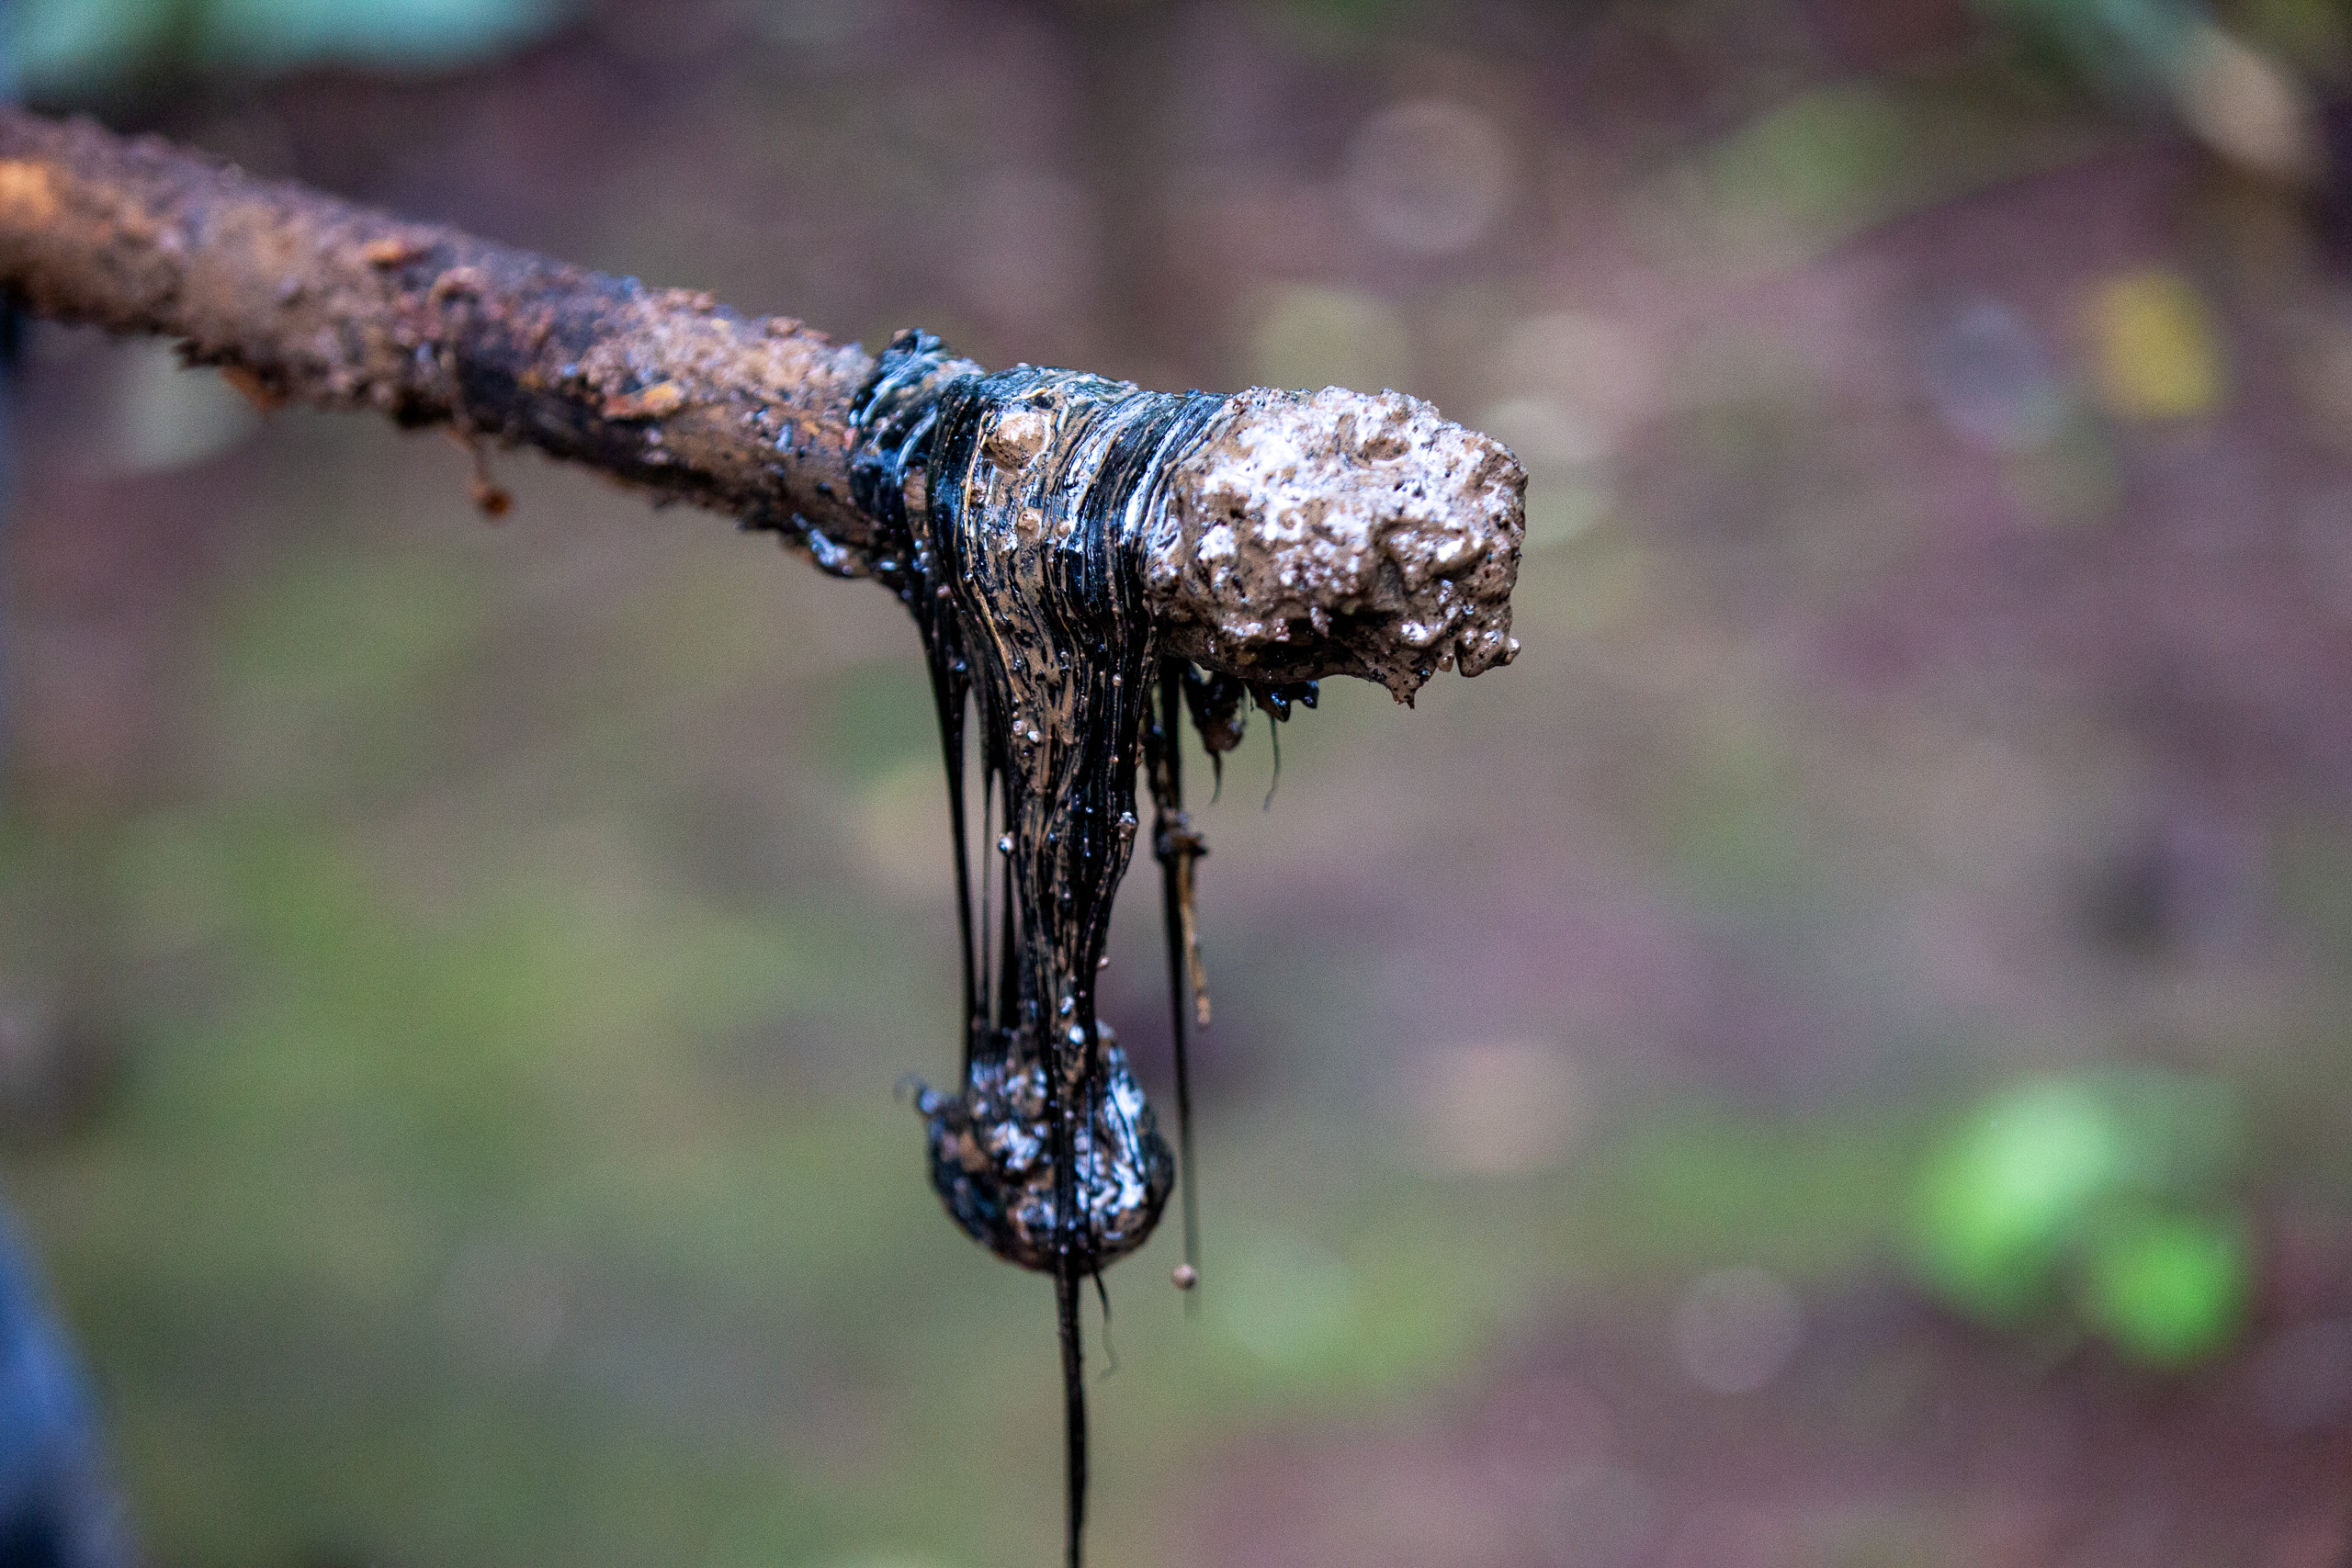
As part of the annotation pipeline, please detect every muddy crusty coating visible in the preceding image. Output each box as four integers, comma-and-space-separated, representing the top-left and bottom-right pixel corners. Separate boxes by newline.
1147, 385, 1526, 698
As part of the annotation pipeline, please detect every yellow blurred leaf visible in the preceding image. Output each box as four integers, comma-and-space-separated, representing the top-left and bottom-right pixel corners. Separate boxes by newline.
2085, 270, 2226, 420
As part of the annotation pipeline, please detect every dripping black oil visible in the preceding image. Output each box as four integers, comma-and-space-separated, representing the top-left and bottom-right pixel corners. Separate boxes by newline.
849, 333, 1317, 1568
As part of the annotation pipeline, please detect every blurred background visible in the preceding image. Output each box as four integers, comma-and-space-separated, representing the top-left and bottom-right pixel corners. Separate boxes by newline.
0, 0, 2349, 1563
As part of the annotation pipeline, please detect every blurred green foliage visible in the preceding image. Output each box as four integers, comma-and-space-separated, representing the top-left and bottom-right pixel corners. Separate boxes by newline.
8, 0, 574, 96
2222, 0, 2349, 68
2079, 1206, 2249, 1365
1679, 71, 2108, 273
1977, 0, 2345, 89
1908, 1072, 2251, 1367
1973, 0, 2199, 95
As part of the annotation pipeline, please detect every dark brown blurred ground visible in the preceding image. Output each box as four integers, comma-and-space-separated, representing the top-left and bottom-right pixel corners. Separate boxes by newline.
1204, 1275, 2352, 1568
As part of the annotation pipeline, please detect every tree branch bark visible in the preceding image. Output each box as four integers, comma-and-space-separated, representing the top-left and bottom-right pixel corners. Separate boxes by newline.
0, 107, 1523, 698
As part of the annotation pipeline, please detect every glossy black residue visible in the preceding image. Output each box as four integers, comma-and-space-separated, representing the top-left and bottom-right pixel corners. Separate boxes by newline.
854, 330, 1309, 1568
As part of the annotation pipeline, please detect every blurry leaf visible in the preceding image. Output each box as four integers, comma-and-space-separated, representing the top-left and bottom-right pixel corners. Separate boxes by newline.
8, 0, 179, 97
1705, 85, 1913, 242
1908, 1071, 2253, 1364
197, 0, 573, 69
1973, 0, 2199, 96
1908, 1077, 2125, 1322
2085, 269, 2226, 420
2078, 1206, 2248, 1365
13, 0, 574, 94
2176, 20, 2318, 178
1975, 0, 2316, 175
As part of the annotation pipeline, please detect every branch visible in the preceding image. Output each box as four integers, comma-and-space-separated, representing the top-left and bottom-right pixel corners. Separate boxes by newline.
0, 107, 1523, 697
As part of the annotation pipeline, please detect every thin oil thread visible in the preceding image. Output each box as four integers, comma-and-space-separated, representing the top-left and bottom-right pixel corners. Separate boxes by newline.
1148, 661, 1205, 1308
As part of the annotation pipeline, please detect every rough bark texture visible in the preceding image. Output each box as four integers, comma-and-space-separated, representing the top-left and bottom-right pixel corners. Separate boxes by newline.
0, 107, 1522, 696
0, 108, 877, 543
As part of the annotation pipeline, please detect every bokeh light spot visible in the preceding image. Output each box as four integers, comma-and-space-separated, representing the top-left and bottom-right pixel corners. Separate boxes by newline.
2176, 23, 2317, 180
1340, 98, 1513, 256
2085, 270, 2225, 421
1407, 1039, 1587, 1176
1671, 1266, 1803, 1394
1921, 299, 2068, 452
